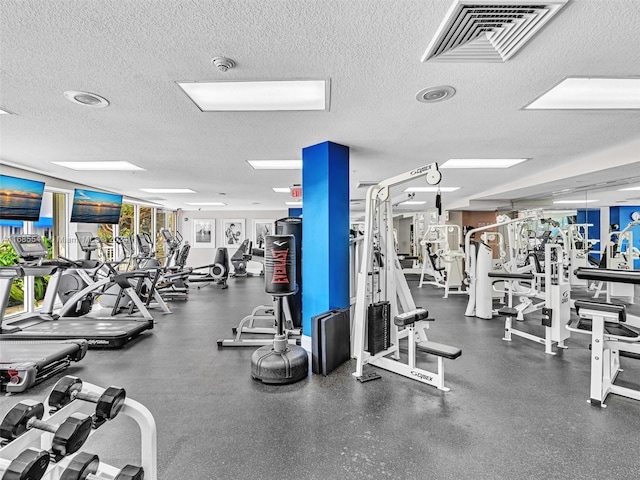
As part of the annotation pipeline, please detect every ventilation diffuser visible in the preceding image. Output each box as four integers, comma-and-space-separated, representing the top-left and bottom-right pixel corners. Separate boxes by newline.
421, 0, 568, 63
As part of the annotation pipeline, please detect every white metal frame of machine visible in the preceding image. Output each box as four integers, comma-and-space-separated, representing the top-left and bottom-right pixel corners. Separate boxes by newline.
568, 300, 640, 407
352, 163, 461, 391
0, 380, 157, 479
592, 220, 640, 303
418, 224, 466, 298
464, 215, 539, 320
501, 243, 570, 355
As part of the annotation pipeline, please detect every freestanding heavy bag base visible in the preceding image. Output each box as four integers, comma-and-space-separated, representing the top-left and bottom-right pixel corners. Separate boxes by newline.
251, 344, 309, 384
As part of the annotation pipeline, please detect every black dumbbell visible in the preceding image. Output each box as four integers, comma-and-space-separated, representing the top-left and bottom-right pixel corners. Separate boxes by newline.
0, 448, 49, 480
49, 376, 126, 427
60, 452, 144, 480
0, 400, 92, 460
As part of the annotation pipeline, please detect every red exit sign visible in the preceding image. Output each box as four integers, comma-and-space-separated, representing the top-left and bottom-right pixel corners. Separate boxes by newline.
290, 185, 302, 199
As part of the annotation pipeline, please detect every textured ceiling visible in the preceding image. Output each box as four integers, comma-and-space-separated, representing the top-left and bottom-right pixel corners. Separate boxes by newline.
1, 0, 639, 214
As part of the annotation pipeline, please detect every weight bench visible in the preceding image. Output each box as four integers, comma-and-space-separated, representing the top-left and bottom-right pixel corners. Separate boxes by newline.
392, 309, 462, 391
416, 341, 462, 360
568, 297, 640, 407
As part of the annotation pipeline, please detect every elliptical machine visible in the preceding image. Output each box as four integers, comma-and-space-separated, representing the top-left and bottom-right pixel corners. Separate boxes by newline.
251, 234, 308, 384
57, 232, 130, 316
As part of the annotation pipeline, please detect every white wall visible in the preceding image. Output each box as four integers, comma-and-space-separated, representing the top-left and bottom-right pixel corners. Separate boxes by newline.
181, 209, 289, 268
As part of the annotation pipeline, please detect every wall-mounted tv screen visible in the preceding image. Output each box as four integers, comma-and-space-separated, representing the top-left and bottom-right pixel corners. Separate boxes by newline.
70, 189, 123, 224
0, 174, 46, 221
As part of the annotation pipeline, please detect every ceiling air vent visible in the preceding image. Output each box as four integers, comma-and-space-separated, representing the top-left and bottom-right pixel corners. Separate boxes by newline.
421, 0, 568, 63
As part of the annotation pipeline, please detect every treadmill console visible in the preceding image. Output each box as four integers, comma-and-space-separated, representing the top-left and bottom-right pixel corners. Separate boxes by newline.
76, 231, 98, 252
9, 235, 49, 261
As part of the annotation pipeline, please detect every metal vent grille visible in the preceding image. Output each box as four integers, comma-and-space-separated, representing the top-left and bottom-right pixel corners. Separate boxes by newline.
356, 181, 379, 189
421, 0, 568, 63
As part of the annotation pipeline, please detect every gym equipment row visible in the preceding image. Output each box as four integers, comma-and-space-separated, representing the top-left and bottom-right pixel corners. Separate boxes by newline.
0, 375, 156, 480
0, 235, 155, 349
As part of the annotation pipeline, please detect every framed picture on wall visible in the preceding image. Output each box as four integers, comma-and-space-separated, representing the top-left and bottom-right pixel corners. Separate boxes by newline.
253, 219, 274, 249
192, 218, 215, 248
221, 219, 245, 247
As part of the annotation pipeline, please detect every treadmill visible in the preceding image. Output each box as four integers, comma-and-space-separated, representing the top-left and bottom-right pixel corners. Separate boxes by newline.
1, 234, 154, 348
0, 266, 88, 393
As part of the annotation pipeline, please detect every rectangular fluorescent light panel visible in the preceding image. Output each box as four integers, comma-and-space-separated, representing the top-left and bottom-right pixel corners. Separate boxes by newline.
440, 159, 528, 169
405, 187, 460, 193
400, 201, 427, 205
272, 187, 291, 193
140, 188, 196, 193
619, 186, 640, 191
525, 78, 640, 109
177, 80, 327, 111
185, 202, 226, 206
51, 161, 145, 171
285, 201, 303, 206
248, 160, 302, 170
553, 200, 599, 204
0, 108, 11, 115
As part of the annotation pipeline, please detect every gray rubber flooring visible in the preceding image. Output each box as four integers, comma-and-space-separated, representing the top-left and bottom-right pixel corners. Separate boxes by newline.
2, 276, 639, 479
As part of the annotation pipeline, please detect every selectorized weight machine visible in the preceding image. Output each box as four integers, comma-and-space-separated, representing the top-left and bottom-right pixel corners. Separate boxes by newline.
352, 163, 462, 391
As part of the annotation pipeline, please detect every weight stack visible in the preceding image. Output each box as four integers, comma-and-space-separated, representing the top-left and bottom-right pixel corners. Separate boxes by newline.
367, 301, 391, 355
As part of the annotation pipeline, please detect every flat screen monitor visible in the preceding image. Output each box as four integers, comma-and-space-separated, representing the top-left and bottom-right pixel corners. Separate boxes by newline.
70, 189, 123, 224
0, 174, 46, 221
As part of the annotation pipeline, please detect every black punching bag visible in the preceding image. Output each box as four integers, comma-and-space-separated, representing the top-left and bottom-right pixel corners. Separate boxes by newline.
264, 234, 296, 296
275, 217, 302, 329
251, 234, 308, 384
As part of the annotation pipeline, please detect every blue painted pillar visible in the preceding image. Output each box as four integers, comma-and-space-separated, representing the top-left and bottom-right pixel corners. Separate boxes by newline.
301, 141, 350, 351
288, 208, 303, 217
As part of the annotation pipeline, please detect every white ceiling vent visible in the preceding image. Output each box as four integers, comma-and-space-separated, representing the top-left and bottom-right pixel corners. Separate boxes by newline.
421, 0, 568, 63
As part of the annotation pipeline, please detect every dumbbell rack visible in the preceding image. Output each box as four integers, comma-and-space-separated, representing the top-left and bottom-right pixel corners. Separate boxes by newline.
0, 380, 157, 480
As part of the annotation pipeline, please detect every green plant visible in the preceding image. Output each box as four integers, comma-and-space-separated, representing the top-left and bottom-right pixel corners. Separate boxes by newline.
0, 239, 20, 266
0, 238, 50, 306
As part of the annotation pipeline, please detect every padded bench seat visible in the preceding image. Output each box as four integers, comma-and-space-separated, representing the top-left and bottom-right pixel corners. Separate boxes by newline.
394, 308, 430, 326
416, 341, 462, 360
498, 306, 519, 317
488, 272, 534, 280
575, 300, 626, 323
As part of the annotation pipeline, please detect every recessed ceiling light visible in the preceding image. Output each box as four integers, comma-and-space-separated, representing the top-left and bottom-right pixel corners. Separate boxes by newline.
525, 77, 640, 110
51, 161, 145, 171
400, 201, 427, 205
64, 91, 110, 108
177, 80, 328, 111
185, 202, 226, 206
285, 201, 303, 206
405, 187, 460, 193
553, 200, 599, 204
272, 187, 291, 193
140, 188, 196, 193
416, 86, 456, 103
440, 159, 528, 169
248, 160, 302, 170
619, 186, 640, 191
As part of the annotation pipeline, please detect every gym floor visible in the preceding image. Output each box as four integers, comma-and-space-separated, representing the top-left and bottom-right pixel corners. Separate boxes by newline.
1, 277, 639, 479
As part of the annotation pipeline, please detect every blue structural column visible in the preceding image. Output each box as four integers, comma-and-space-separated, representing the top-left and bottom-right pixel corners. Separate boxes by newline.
301, 141, 350, 351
